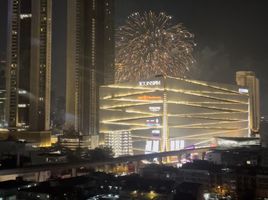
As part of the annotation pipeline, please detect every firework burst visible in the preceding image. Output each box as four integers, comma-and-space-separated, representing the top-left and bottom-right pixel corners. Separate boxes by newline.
115, 11, 196, 83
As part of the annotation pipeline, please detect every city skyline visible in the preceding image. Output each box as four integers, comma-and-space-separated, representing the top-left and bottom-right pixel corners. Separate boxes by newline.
0, 1, 267, 130
0, 2, 268, 198
115, 0, 268, 116
0, 0, 267, 116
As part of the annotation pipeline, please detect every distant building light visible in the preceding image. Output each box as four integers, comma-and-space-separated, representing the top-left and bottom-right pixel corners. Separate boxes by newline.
170, 140, 184, 150
18, 90, 27, 94
20, 14, 32, 19
149, 106, 161, 112
152, 129, 160, 134
18, 104, 27, 108
239, 88, 249, 94
146, 118, 160, 126
60, 138, 80, 143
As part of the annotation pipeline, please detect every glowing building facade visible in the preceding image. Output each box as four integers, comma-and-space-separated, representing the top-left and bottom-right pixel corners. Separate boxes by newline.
100, 76, 251, 155
236, 71, 260, 135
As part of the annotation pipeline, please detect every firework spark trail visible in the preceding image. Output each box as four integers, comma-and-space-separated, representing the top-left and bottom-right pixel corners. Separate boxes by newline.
115, 11, 196, 83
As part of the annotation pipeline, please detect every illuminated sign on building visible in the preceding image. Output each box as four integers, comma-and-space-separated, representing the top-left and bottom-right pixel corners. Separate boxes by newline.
146, 118, 160, 126
138, 96, 162, 100
149, 106, 161, 112
239, 88, 249, 94
139, 80, 161, 86
152, 129, 160, 134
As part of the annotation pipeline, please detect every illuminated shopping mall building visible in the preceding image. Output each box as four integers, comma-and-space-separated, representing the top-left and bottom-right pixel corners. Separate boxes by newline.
99, 76, 252, 155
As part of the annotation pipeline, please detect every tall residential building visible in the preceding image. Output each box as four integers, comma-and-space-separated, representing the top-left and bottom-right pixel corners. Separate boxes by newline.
6, 0, 52, 131
0, 58, 6, 126
236, 71, 260, 135
65, 0, 115, 137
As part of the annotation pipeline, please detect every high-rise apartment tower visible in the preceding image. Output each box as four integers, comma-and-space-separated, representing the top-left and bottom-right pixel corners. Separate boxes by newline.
65, 0, 115, 136
6, 0, 52, 131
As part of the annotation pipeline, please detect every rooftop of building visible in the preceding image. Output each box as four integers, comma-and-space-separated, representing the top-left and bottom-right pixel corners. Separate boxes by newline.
0, 179, 33, 190
101, 75, 249, 91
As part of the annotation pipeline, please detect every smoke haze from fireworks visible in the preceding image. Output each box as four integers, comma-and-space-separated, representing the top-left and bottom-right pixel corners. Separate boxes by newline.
115, 11, 196, 83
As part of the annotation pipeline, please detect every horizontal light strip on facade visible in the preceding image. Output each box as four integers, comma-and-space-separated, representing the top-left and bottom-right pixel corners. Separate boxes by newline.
170, 120, 248, 128
102, 90, 156, 99
169, 76, 248, 95
168, 115, 246, 121
170, 128, 248, 140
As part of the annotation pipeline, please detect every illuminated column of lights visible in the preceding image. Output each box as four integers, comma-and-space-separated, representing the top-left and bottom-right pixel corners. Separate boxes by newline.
247, 96, 251, 136
162, 87, 168, 152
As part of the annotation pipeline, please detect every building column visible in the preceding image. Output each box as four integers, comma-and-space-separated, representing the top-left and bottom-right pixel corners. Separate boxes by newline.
71, 168, 77, 177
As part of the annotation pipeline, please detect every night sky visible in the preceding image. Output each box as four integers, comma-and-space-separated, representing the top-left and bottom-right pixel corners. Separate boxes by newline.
0, 0, 267, 115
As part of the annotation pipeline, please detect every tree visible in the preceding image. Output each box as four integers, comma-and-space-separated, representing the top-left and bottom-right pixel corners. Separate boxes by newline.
87, 147, 114, 161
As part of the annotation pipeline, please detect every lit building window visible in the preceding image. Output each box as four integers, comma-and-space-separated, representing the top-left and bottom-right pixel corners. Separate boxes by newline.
18, 104, 27, 108
18, 90, 27, 94
20, 14, 32, 19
